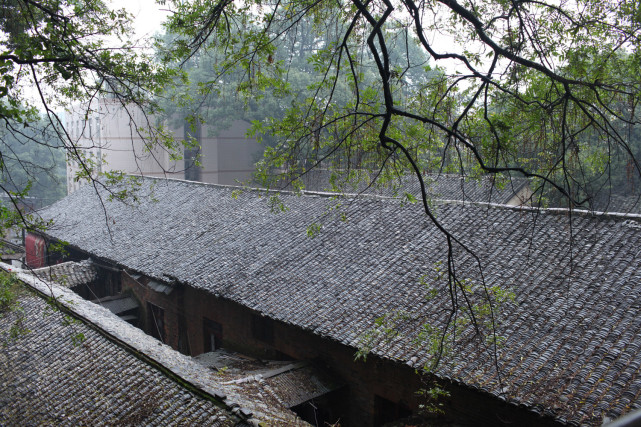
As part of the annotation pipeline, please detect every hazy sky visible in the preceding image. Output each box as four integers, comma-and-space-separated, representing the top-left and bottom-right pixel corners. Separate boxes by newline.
109, 0, 170, 40
106, 0, 468, 75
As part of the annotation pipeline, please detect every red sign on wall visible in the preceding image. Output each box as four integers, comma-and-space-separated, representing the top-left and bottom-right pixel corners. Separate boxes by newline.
25, 233, 46, 268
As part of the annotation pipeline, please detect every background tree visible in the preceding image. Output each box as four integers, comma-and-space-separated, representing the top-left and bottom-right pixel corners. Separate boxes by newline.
0, 117, 66, 207
160, 11, 441, 189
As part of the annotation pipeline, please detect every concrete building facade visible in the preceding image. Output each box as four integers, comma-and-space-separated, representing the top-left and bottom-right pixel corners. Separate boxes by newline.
65, 98, 182, 194
184, 119, 262, 186
66, 100, 262, 194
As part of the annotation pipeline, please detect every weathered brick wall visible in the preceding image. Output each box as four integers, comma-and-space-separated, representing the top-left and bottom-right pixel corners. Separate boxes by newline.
179, 285, 423, 426
121, 273, 183, 349
42, 243, 560, 425
123, 275, 562, 427
182, 287, 250, 356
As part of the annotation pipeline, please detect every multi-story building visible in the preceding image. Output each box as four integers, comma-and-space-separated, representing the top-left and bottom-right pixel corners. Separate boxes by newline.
66, 98, 262, 193
182, 119, 262, 186
65, 97, 181, 194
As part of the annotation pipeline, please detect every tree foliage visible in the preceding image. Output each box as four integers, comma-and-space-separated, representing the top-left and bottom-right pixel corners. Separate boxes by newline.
163, 0, 641, 198
158, 16, 431, 151
3, 0, 640, 399
0, 118, 66, 206
160, 0, 641, 378
0, 0, 175, 235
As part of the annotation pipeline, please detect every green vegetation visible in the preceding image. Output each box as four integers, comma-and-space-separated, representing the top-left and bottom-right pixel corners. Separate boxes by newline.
3, 0, 641, 412
157, 3, 641, 388
0, 271, 20, 312
0, 272, 28, 345
160, 0, 641, 206
0, 118, 66, 207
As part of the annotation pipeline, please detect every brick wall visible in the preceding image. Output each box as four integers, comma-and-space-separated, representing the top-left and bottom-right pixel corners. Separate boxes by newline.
122, 273, 562, 427
182, 285, 423, 425
35, 240, 563, 427
122, 275, 421, 425
121, 272, 185, 351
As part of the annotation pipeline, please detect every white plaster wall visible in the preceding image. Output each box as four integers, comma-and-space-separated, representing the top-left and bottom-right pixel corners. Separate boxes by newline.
199, 120, 262, 185
66, 98, 181, 194
507, 186, 534, 207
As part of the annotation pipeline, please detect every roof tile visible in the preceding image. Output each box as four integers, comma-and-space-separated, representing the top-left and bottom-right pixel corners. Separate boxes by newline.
38, 177, 641, 425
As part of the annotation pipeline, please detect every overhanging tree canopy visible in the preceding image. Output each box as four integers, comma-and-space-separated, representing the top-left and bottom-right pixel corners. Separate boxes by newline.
161, 0, 641, 372
163, 0, 641, 201
0, 0, 175, 232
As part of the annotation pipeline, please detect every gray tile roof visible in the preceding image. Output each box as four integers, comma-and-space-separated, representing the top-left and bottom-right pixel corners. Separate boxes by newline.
290, 169, 530, 204
195, 351, 342, 409
1, 265, 306, 426
264, 364, 342, 408
30, 260, 98, 288
97, 294, 139, 315
591, 194, 641, 214
38, 177, 641, 425
418, 173, 530, 204
0, 281, 240, 425
0, 239, 24, 261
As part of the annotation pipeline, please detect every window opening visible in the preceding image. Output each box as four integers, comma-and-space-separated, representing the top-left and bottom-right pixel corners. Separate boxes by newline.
147, 302, 165, 343
252, 314, 274, 344
374, 395, 412, 426
203, 318, 223, 352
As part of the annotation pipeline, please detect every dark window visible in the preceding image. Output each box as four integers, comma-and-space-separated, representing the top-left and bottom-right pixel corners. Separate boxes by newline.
252, 314, 274, 344
147, 302, 165, 343
291, 387, 348, 426
178, 314, 191, 355
203, 318, 223, 352
374, 395, 412, 427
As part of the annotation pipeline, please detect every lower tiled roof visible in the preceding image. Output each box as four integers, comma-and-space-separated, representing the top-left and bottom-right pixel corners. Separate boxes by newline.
195, 351, 342, 409
0, 285, 239, 425
30, 259, 98, 288
38, 177, 641, 425
0, 265, 307, 426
